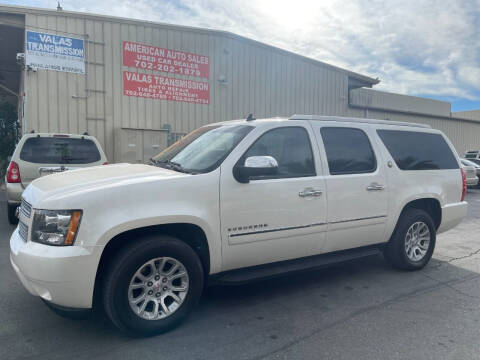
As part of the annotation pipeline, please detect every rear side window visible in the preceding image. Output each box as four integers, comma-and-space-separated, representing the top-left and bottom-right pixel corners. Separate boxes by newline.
320, 127, 376, 175
20, 137, 101, 164
377, 130, 459, 170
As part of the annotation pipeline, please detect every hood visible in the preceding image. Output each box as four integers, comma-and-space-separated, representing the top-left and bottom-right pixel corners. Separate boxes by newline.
23, 163, 186, 206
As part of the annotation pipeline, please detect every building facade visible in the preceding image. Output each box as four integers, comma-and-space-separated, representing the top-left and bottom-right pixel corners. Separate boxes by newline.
0, 4, 479, 163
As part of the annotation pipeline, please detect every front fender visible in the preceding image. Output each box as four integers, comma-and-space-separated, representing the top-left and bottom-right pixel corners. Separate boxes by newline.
95, 214, 221, 273
71, 171, 222, 273
96, 215, 215, 247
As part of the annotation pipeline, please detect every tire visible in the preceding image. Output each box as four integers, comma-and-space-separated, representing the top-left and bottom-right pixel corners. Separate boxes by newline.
7, 204, 18, 225
103, 235, 204, 336
383, 208, 436, 271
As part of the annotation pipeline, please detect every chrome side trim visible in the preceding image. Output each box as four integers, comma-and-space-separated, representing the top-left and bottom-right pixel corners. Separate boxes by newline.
329, 215, 387, 225
229, 222, 326, 237
229, 215, 387, 237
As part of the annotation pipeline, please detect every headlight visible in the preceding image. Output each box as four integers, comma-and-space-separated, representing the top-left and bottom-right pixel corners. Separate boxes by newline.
31, 209, 82, 246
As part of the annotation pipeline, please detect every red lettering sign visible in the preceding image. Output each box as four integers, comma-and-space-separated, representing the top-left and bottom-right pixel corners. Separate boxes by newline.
123, 71, 209, 104
123, 41, 209, 78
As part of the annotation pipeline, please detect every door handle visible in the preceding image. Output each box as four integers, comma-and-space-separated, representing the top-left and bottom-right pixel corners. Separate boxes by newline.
299, 188, 323, 197
366, 182, 385, 191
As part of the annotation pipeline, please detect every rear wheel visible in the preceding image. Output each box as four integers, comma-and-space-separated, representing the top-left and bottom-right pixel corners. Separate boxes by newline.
7, 203, 18, 225
103, 235, 204, 336
384, 209, 436, 270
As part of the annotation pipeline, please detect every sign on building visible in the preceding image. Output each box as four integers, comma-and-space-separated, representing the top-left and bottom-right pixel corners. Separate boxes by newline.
123, 41, 209, 78
123, 71, 209, 104
25, 31, 85, 74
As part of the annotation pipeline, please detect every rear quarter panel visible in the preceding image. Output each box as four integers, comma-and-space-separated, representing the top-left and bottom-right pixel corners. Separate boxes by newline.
371, 125, 463, 241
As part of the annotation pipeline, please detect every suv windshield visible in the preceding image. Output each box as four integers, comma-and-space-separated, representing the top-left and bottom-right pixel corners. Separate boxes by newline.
20, 137, 101, 164
152, 124, 253, 173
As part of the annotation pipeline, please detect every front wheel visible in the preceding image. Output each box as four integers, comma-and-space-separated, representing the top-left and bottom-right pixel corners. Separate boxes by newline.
102, 235, 204, 336
383, 209, 436, 270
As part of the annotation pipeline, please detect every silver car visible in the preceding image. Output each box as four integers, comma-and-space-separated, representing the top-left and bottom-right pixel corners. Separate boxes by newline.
461, 159, 480, 187
5, 132, 108, 224
460, 160, 479, 188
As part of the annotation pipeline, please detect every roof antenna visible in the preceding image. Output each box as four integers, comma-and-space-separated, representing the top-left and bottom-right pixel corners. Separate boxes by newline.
246, 113, 255, 121
57, 2, 63, 11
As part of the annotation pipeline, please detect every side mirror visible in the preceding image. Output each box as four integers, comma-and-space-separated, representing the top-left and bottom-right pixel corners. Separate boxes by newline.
233, 156, 278, 183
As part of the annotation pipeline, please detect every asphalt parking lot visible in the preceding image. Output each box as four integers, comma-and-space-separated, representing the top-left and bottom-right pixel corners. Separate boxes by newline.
2, 190, 480, 360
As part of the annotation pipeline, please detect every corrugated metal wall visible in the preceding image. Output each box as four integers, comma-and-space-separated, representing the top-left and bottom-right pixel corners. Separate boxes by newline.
348, 88, 480, 154
350, 88, 451, 117
374, 111, 480, 154
19, 9, 353, 162
3, 6, 478, 161
454, 110, 480, 122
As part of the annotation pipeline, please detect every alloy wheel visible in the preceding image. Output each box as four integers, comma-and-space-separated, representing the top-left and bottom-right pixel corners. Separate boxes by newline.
404, 221, 431, 262
128, 257, 189, 320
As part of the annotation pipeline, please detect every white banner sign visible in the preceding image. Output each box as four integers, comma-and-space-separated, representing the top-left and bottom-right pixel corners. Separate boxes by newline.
25, 31, 85, 74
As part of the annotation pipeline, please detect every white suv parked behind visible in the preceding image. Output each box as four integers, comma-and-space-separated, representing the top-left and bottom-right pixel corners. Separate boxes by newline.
5, 132, 108, 224
10, 115, 467, 336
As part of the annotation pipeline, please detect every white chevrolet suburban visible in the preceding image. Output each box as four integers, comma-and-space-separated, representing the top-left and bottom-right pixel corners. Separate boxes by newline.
10, 115, 468, 336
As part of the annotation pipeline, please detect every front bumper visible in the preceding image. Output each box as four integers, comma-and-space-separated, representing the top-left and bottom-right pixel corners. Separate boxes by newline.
437, 201, 468, 234
10, 228, 101, 308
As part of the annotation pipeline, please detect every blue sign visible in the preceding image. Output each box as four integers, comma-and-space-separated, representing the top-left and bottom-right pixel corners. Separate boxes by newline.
25, 30, 85, 73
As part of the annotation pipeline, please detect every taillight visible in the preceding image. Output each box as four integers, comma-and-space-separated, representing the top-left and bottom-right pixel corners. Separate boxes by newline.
6, 161, 21, 183
461, 168, 467, 201
103, 162, 109, 165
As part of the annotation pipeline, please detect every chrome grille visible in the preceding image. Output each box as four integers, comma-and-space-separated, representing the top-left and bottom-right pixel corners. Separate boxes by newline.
20, 199, 32, 218
18, 221, 28, 242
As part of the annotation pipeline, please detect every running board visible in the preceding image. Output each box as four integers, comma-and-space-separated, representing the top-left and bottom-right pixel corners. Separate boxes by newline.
210, 246, 382, 285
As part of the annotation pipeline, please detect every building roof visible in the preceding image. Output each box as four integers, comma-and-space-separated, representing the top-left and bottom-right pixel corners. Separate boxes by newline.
0, 4, 380, 87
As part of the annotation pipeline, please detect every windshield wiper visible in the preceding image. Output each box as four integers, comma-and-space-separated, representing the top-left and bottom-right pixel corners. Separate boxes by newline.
168, 161, 190, 173
150, 158, 172, 167
150, 158, 191, 174
149, 158, 162, 166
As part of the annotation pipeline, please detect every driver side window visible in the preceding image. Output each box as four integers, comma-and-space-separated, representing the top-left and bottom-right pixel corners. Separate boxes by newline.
241, 127, 316, 179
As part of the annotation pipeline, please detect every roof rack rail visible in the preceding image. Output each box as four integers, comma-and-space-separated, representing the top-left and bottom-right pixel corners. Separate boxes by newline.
289, 114, 431, 129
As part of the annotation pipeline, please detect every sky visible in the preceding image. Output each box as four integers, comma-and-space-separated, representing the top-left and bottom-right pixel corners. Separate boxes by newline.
3, 0, 480, 112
